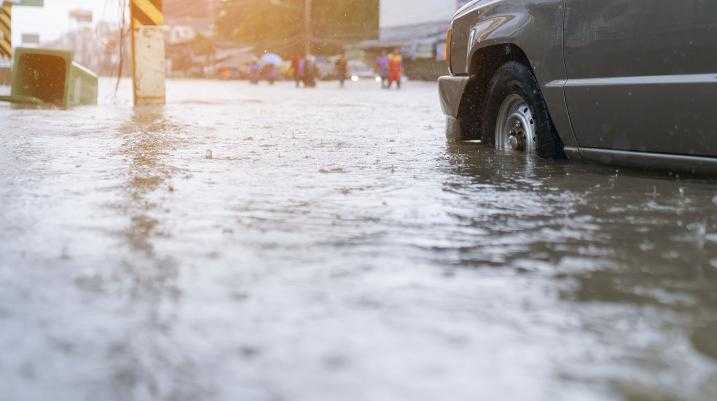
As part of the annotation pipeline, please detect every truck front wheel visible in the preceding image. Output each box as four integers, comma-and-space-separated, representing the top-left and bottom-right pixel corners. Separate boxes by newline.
481, 62, 564, 159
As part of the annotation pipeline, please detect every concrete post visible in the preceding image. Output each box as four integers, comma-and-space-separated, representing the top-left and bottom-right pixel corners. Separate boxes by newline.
130, 0, 165, 106
0, 2, 11, 59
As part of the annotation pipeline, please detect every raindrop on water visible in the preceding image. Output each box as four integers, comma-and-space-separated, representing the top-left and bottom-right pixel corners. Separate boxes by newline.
691, 222, 707, 249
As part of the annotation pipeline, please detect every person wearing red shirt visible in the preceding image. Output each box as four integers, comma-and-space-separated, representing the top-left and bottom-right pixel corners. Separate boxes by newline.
387, 49, 403, 90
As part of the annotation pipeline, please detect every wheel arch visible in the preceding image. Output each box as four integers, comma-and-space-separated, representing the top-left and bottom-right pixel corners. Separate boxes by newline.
457, 43, 534, 140
450, 0, 578, 149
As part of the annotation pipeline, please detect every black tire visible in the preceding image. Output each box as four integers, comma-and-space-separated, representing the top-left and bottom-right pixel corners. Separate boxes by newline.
481, 62, 564, 159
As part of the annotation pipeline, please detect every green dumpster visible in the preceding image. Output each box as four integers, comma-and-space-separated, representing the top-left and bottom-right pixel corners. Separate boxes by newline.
9, 47, 97, 108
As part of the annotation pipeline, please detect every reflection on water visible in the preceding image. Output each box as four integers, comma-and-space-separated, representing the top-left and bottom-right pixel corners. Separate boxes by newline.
119, 107, 177, 255
110, 107, 197, 400
446, 140, 717, 400
1, 80, 716, 401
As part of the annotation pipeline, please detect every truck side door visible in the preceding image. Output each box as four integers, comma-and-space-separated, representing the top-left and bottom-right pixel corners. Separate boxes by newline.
563, 0, 717, 157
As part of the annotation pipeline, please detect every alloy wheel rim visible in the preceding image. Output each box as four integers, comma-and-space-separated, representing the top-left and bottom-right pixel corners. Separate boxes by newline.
495, 94, 536, 154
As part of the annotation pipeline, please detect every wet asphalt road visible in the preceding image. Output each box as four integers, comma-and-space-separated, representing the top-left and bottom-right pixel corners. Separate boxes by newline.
1, 79, 717, 401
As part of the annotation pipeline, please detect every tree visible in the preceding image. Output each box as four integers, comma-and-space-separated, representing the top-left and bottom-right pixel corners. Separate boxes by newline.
312, 0, 379, 43
216, 0, 378, 56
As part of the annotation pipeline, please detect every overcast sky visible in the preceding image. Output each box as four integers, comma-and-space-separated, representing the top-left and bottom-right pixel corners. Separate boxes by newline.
11, 0, 122, 44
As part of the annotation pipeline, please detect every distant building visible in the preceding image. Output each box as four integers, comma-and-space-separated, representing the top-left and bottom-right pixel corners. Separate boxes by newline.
356, 0, 469, 80
380, 0, 467, 28
21, 33, 40, 47
42, 21, 125, 75
164, 0, 223, 38
167, 25, 197, 45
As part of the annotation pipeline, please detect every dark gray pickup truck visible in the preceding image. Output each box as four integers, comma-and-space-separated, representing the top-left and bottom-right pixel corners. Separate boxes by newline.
439, 0, 717, 174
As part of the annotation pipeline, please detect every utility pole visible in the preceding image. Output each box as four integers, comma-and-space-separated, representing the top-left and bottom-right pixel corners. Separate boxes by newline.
304, 0, 311, 56
0, 2, 11, 59
130, 0, 166, 106
1, 1, 44, 60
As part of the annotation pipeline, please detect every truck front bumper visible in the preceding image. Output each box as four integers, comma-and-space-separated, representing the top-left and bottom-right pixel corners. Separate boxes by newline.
438, 75, 469, 118
438, 75, 470, 140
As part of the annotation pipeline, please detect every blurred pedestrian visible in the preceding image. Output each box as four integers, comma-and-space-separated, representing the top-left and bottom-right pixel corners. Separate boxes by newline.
263, 64, 277, 85
388, 49, 403, 90
303, 55, 317, 88
376, 51, 389, 88
335, 53, 349, 88
249, 62, 260, 85
291, 54, 303, 88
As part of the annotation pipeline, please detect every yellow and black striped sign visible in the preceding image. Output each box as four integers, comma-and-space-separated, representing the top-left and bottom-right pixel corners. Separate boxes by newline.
0, 2, 11, 58
131, 0, 163, 28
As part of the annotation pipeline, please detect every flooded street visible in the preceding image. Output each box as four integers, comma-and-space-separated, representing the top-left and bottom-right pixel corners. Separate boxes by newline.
2, 79, 717, 401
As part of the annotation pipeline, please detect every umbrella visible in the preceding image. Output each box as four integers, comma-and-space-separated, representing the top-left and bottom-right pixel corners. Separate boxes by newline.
260, 52, 283, 66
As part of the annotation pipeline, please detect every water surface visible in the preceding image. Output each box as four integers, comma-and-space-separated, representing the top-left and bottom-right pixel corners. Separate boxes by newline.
1, 79, 716, 401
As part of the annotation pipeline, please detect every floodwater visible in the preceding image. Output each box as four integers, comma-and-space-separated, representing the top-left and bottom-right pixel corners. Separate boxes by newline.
1, 79, 716, 401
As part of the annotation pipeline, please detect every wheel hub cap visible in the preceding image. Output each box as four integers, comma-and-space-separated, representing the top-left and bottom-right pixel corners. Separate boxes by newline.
508, 120, 525, 151
495, 95, 536, 154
